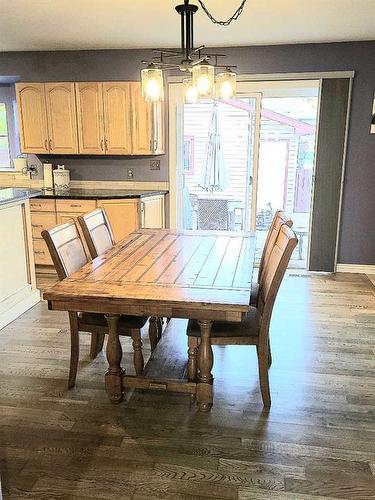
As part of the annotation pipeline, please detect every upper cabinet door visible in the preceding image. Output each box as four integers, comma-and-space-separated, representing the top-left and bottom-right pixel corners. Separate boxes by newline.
152, 101, 165, 155
103, 82, 132, 155
130, 82, 153, 155
75, 82, 105, 154
44, 83, 78, 154
16, 83, 49, 154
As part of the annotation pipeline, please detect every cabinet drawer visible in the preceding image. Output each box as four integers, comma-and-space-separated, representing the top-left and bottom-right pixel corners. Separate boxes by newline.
33, 239, 53, 266
30, 198, 56, 212
56, 199, 96, 213
31, 213, 57, 239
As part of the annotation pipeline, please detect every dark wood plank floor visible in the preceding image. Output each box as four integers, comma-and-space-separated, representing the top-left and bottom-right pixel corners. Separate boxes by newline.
1, 272, 375, 499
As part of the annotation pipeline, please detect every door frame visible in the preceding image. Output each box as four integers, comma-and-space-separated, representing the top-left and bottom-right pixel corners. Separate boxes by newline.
168, 71, 354, 271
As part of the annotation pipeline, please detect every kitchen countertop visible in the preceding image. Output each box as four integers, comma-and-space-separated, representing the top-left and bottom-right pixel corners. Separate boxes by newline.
0, 188, 42, 207
34, 188, 168, 200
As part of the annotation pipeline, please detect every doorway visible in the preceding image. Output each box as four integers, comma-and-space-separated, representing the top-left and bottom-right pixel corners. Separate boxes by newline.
170, 80, 320, 269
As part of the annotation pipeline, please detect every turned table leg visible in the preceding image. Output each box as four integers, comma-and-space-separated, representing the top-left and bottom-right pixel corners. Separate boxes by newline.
197, 319, 213, 412
105, 314, 124, 403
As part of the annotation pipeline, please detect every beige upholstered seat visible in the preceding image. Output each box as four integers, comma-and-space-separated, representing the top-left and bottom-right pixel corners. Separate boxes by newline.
187, 224, 298, 407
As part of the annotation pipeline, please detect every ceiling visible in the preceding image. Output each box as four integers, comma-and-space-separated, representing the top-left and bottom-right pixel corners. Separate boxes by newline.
1, 0, 374, 52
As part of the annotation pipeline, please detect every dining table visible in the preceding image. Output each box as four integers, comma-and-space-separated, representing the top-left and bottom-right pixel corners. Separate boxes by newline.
44, 228, 256, 412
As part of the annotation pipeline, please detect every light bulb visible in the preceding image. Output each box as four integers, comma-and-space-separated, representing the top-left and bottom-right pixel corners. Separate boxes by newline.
184, 79, 198, 103
216, 70, 237, 100
220, 80, 234, 100
141, 65, 164, 102
146, 78, 161, 101
197, 76, 210, 95
192, 63, 215, 98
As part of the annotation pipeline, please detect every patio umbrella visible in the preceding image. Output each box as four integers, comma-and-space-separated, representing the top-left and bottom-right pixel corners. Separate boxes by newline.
199, 102, 229, 193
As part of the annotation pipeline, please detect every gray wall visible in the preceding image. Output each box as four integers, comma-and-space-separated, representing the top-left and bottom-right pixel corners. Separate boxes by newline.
0, 41, 374, 265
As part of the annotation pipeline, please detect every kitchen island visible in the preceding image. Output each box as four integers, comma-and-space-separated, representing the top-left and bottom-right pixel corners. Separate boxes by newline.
0, 188, 41, 329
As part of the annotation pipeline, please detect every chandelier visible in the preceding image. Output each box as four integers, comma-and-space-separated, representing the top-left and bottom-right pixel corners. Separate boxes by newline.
140, 0, 247, 103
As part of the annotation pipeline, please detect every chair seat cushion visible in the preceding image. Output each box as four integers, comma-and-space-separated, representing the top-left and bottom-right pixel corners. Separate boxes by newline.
79, 312, 148, 331
187, 307, 260, 338
250, 281, 259, 306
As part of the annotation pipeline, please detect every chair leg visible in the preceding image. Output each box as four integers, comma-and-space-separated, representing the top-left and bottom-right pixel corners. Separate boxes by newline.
131, 329, 144, 375
68, 312, 79, 389
149, 317, 158, 352
90, 332, 105, 359
187, 336, 199, 382
257, 344, 271, 407
156, 317, 163, 341
268, 342, 272, 368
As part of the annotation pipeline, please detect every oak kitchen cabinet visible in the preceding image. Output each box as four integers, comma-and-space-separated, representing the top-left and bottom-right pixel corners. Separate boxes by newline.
30, 193, 166, 272
16, 81, 165, 156
16, 82, 78, 154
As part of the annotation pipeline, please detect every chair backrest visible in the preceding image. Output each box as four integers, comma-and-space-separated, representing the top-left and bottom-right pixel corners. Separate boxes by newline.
77, 208, 115, 259
42, 221, 89, 281
258, 210, 293, 284
258, 224, 298, 332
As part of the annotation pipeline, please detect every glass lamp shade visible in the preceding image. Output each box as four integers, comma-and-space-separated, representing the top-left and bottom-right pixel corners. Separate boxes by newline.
216, 70, 237, 100
192, 63, 215, 98
183, 79, 198, 104
141, 66, 164, 102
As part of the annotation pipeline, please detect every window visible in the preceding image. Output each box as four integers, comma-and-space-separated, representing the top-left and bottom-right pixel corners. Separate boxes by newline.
0, 103, 11, 169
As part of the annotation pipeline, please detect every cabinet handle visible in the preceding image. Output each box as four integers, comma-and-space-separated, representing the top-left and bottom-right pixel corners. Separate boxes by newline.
49, 139, 53, 150
154, 139, 158, 151
32, 224, 43, 228
45, 140, 48, 151
100, 139, 104, 151
34, 250, 45, 255
140, 201, 145, 228
32, 204, 42, 209
104, 138, 108, 151
70, 204, 82, 208
150, 139, 153, 152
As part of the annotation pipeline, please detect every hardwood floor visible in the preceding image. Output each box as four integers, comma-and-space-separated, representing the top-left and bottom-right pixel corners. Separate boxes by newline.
1, 272, 375, 499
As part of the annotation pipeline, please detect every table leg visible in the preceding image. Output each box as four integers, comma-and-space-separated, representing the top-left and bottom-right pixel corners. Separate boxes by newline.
197, 319, 213, 412
105, 314, 124, 403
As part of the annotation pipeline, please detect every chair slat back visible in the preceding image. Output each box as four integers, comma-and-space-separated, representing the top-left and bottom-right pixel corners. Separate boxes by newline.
258, 210, 293, 284
77, 208, 115, 259
258, 224, 298, 323
42, 221, 89, 281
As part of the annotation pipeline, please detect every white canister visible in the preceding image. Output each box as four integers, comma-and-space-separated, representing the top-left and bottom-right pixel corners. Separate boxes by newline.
53, 165, 70, 191
43, 163, 53, 190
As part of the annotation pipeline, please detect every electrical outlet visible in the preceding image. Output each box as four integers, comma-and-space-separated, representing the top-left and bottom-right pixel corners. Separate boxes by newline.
127, 168, 134, 179
150, 160, 160, 170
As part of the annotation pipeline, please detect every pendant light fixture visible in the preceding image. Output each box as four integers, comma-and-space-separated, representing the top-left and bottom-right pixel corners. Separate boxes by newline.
141, 0, 248, 103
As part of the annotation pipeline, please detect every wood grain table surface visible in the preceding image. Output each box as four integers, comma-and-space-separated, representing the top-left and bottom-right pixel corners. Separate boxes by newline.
44, 229, 256, 411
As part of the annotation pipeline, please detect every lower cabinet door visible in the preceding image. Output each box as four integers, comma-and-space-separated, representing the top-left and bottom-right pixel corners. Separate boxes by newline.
97, 200, 140, 242
33, 239, 53, 266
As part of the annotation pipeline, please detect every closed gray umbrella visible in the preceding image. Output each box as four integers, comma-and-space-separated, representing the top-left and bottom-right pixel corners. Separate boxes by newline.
199, 102, 229, 193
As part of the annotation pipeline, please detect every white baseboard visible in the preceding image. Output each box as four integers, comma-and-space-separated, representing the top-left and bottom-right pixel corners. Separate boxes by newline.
336, 264, 375, 274
0, 289, 40, 330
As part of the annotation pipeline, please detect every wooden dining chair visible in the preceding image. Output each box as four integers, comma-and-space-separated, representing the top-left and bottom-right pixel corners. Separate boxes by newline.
77, 207, 163, 349
42, 220, 148, 388
187, 224, 298, 407
251, 210, 293, 306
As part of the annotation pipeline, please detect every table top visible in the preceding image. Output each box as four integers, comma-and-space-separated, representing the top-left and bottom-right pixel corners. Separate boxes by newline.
44, 229, 256, 321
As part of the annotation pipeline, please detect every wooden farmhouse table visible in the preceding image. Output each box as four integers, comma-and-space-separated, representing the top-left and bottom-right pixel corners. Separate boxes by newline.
44, 229, 256, 412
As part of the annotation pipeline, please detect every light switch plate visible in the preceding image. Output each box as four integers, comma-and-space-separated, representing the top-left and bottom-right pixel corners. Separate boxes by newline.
150, 160, 160, 170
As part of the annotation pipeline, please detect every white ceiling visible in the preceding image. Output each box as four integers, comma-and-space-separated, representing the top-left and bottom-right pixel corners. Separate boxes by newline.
1, 0, 375, 51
